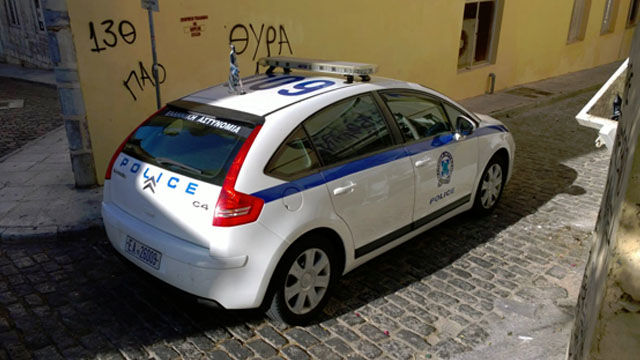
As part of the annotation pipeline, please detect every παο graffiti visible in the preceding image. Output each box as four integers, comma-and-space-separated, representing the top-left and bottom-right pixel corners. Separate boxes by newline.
229, 24, 293, 61
123, 61, 166, 101
89, 19, 136, 53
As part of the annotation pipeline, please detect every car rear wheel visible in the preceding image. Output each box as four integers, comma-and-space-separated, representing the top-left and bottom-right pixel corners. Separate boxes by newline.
266, 236, 337, 324
474, 156, 506, 213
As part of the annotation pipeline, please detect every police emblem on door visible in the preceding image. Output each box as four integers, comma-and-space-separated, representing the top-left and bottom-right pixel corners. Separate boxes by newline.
437, 151, 454, 187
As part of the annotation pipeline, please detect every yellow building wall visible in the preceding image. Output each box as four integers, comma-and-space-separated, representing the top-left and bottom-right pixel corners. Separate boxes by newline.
65, 0, 634, 184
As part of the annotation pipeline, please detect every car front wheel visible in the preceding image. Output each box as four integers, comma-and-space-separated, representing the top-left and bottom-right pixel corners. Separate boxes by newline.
266, 236, 337, 324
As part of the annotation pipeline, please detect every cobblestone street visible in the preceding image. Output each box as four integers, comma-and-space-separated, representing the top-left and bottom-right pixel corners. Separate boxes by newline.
0, 91, 609, 360
0, 79, 62, 158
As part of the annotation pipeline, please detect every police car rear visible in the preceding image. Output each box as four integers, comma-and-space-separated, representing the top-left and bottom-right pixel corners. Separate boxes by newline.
100, 56, 368, 318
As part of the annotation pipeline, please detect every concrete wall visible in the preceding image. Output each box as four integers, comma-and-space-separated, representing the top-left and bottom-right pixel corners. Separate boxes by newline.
586, 134, 640, 359
0, 0, 52, 68
44, 0, 97, 187
61, 0, 635, 185
567, 22, 640, 359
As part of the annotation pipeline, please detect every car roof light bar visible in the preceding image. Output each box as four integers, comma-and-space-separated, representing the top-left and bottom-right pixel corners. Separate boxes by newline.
258, 56, 377, 82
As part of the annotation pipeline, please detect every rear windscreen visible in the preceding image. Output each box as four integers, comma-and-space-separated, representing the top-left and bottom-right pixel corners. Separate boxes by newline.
122, 108, 254, 186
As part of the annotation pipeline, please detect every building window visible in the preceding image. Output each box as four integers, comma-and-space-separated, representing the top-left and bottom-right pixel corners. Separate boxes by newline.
601, 0, 619, 34
458, 0, 499, 70
32, 0, 45, 32
628, 0, 640, 26
4, 0, 20, 27
567, 0, 592, 43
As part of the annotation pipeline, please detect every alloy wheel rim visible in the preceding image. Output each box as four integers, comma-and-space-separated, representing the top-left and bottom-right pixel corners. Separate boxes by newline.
284, 248, 331, 315
480, 163, 503, 209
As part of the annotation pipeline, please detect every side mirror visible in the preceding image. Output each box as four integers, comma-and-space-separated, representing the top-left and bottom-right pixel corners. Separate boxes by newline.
455, 115, 475, 137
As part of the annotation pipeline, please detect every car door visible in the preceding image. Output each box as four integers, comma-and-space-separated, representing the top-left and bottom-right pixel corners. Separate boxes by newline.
303, 93, 415, 257
379, 91, 478, 226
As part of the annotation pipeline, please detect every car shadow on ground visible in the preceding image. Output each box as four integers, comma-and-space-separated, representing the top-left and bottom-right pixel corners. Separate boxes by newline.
70, 148, 587, 357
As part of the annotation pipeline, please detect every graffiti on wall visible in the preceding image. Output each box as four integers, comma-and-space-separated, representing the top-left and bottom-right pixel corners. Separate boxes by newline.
89, 19, 136, 53
87, 19, 292, 101
87, 19, 168, 102
228, 24, 293, 61
123, 61, 167, 101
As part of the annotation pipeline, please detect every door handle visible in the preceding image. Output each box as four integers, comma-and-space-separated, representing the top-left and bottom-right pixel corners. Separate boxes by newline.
414, 157, 431, 168
333, 182, 356, 196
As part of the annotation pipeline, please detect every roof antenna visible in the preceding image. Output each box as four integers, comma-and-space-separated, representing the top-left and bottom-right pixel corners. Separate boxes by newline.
228, 44, 245, 95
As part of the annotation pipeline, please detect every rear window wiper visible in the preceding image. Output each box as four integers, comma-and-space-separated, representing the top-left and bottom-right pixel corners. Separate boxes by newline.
124, 140, 154, 161
155, 157, 203, 175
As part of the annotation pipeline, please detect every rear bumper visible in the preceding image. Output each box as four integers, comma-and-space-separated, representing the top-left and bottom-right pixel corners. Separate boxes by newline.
102, 201, 287, 309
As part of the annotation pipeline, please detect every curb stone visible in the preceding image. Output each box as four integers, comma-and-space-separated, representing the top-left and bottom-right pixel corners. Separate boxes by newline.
0, 74, 57, 89
0, 225, 57, 243
0, 223, 105, 244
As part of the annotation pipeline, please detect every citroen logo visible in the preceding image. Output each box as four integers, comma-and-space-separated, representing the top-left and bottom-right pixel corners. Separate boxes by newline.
143, 176, 156, 193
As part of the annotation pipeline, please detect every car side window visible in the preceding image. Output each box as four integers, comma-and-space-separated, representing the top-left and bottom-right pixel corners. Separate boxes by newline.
381, 92, 452, 142
303, 94, 393, 166
265, 126, 321, 179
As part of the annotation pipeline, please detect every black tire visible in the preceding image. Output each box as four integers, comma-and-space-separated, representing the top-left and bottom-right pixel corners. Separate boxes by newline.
473, 155, 507, 213
266, 235, 338, 324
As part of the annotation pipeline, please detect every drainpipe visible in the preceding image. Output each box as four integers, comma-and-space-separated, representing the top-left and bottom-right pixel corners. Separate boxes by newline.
487, 73, 496, 94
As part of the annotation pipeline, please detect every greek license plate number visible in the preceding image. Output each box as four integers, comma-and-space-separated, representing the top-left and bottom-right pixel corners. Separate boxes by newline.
125, 236, 162, 270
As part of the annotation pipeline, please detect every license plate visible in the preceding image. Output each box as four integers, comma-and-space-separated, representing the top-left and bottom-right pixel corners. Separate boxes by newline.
125, 236, 162, 270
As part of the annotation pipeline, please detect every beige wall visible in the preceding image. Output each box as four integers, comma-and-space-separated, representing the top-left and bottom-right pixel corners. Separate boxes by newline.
65, 0, 635, 183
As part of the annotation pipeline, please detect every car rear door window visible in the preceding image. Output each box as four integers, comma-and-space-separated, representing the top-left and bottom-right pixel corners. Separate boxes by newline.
122, 108, 254, 186
303, 94, 393, 166
265, 126, 320, 180
381, 92, 452, 142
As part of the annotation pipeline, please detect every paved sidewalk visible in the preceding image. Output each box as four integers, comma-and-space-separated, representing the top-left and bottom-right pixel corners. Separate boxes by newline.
0, 127, 103, 241
0, 60, 622, 242
460, 61, 621, 116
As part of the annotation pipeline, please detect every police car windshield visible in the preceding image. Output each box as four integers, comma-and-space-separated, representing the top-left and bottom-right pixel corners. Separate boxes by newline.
122, 108, 254, 186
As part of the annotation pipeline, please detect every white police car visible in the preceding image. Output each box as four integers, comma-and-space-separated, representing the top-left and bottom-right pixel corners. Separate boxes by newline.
102, 56, 515, 323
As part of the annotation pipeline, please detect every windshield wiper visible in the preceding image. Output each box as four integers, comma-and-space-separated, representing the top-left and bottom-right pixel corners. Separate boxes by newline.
123, 140, 154, 161
155, 157, 203, 175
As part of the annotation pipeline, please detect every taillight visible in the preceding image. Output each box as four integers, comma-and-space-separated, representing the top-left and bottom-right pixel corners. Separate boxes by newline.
213, 125, 264, 227
105, 106, 166, 180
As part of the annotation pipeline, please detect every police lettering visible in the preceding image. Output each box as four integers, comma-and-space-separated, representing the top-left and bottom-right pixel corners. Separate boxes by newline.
429, 188, 455, 205
119, 157, 198, 195
186, 114, 242, 134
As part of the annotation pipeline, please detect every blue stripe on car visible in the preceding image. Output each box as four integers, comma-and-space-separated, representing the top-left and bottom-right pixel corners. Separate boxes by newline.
252, 125, 508, 203
252, 172, 325, 203
404, 133, 455, 155
474, 124, 508, 136
321, 148, 406, 182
